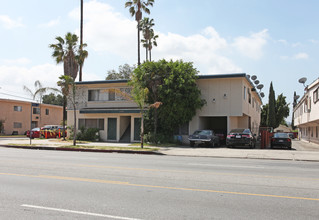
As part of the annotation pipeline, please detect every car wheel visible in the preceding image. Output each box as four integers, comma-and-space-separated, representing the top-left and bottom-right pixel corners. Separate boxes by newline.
190, 141, 195, 147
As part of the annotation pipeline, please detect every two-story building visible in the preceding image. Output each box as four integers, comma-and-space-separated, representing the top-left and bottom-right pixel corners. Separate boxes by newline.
0, 99, 63, 135
68, 73, 262, 143
293, 78, 319, 144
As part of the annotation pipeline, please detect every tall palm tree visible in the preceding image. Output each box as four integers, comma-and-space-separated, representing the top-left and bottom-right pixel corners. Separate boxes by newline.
125, 0, 154, 65
50, 32, 88, 140
79, 0, 84, 81
140, 17, 154, 61
148, 29, 158, 61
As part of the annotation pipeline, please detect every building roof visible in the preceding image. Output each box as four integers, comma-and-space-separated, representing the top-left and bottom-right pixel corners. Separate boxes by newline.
0, 98, 63, 109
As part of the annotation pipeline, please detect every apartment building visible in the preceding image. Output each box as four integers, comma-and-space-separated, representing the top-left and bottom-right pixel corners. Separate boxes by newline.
0, 99, 63, 135
293, 78, 319, 144
67, 73, 262, 143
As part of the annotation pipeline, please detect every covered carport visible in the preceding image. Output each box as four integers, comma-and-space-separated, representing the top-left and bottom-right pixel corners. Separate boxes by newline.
199, 116, 227, 144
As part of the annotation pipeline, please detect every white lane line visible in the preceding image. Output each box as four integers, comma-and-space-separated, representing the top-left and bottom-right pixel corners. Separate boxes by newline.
21, 204, 143, 220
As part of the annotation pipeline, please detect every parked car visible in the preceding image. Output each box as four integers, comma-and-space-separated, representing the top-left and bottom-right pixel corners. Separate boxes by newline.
288, 133, 295, 139
271, 132, 292, 149
26, 127, 41, 138
226, 128, 256, 148
188, 130, 220, 147
40, 125, 61, 138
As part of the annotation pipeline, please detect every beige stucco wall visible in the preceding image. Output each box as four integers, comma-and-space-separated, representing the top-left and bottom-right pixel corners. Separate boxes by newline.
0, 99, 63, 135
189, 77, 262, 135
67, 110, 141, 142
293, 79, 319, 144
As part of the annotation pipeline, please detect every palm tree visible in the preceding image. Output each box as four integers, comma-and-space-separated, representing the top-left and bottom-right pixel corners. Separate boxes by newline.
49, 32, 88, 79
50, 32, 88, 140
125, 0, 154, 65
23, 80, 44, 103
140, 17, 154, 61
148, 29, 158, 61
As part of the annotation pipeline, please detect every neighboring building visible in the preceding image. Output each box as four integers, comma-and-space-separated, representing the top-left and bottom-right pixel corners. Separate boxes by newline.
68, 74, 262, 143
0, 99, 63, 135
293, 78, 319, 144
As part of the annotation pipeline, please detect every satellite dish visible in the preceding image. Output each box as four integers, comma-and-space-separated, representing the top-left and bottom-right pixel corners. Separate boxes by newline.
257, 84, 264, 90
246, 74, 250, 79
251, 75, 257, 80
260, 92, 265, 98
298, 77, 307, 85
254, 80, 260, 85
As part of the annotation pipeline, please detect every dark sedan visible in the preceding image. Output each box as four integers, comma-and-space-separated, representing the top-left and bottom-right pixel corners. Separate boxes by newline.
188, 130, 220, 147
226, 128, 256, 148
271, 132, 292, 149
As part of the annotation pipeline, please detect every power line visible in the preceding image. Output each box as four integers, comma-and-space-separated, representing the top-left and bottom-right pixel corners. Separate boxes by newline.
0, 92, 34, 101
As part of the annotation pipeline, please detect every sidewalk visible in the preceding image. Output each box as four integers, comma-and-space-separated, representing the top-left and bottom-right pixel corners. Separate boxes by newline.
0, 138, 319, 162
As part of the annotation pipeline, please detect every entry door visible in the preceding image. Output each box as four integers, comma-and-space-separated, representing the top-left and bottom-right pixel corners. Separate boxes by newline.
107, 118, 117, 140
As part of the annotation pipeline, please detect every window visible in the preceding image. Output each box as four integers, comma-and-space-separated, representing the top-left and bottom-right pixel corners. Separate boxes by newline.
88, 90, 100, 101
45, 109, 49, 115
79, 118, 104, 130
13, 122, 22, 128
244, 86, 246, 100
109, 89, 115, 101
314, 87, 319, 104
252, 98, 255, 108
33, 107, 40, 114
316, 126, 318, 138
248, 89, 251, 104
14, 106, 22, 112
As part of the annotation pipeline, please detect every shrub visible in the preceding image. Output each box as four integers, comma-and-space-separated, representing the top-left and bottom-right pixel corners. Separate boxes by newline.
76, 127, 100, 141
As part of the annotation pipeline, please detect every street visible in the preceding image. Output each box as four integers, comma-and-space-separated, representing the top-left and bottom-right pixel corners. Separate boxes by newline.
0, 147, 319, 219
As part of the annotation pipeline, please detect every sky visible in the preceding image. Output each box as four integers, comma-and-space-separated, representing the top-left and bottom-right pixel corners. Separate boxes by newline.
0, 0, 319, 121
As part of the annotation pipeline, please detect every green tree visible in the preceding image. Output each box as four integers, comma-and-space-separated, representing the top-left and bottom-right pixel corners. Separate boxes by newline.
132, 60, 205, 142
267, 82, 276, 128
128, 77, 149, 148
125, 0, 154, 66
106, 64, 136, 80
57, 75, 77, 145
42, 93, 64, 106
275, 93, 290, 128
260, 104, 268, 127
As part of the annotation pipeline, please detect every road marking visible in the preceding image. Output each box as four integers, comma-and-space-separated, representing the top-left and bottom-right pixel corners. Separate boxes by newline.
21, 204, 142, 220
1, 172, 319, 201
74, 164, 319, 181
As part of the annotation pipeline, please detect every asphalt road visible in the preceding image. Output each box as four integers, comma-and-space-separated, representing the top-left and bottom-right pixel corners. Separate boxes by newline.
1, 147, 319, 219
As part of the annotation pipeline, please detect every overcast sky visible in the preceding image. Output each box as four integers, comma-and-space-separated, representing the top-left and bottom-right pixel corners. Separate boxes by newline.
0, 0, 318, 120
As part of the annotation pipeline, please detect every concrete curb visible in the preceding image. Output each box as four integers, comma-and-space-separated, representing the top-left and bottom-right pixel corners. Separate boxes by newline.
0, 145, 164, 155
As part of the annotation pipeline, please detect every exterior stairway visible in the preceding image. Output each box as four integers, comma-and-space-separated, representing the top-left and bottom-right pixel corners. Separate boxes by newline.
119, 124, 131, 143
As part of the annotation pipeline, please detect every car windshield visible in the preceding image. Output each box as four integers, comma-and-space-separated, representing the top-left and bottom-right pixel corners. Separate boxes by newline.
193, 130, 212, 135
229, 129, 250, 134
31, 128, 40, 131
274, 133, 289, 138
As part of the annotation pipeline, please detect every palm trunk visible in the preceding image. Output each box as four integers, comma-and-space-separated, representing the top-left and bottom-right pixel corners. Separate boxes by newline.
79, 0, 83, 81
145, 47, 148, 61
73, 103, 77, 146
62, 96, 67, 141
149, 49, 152, 62
137, 21, 141, 66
